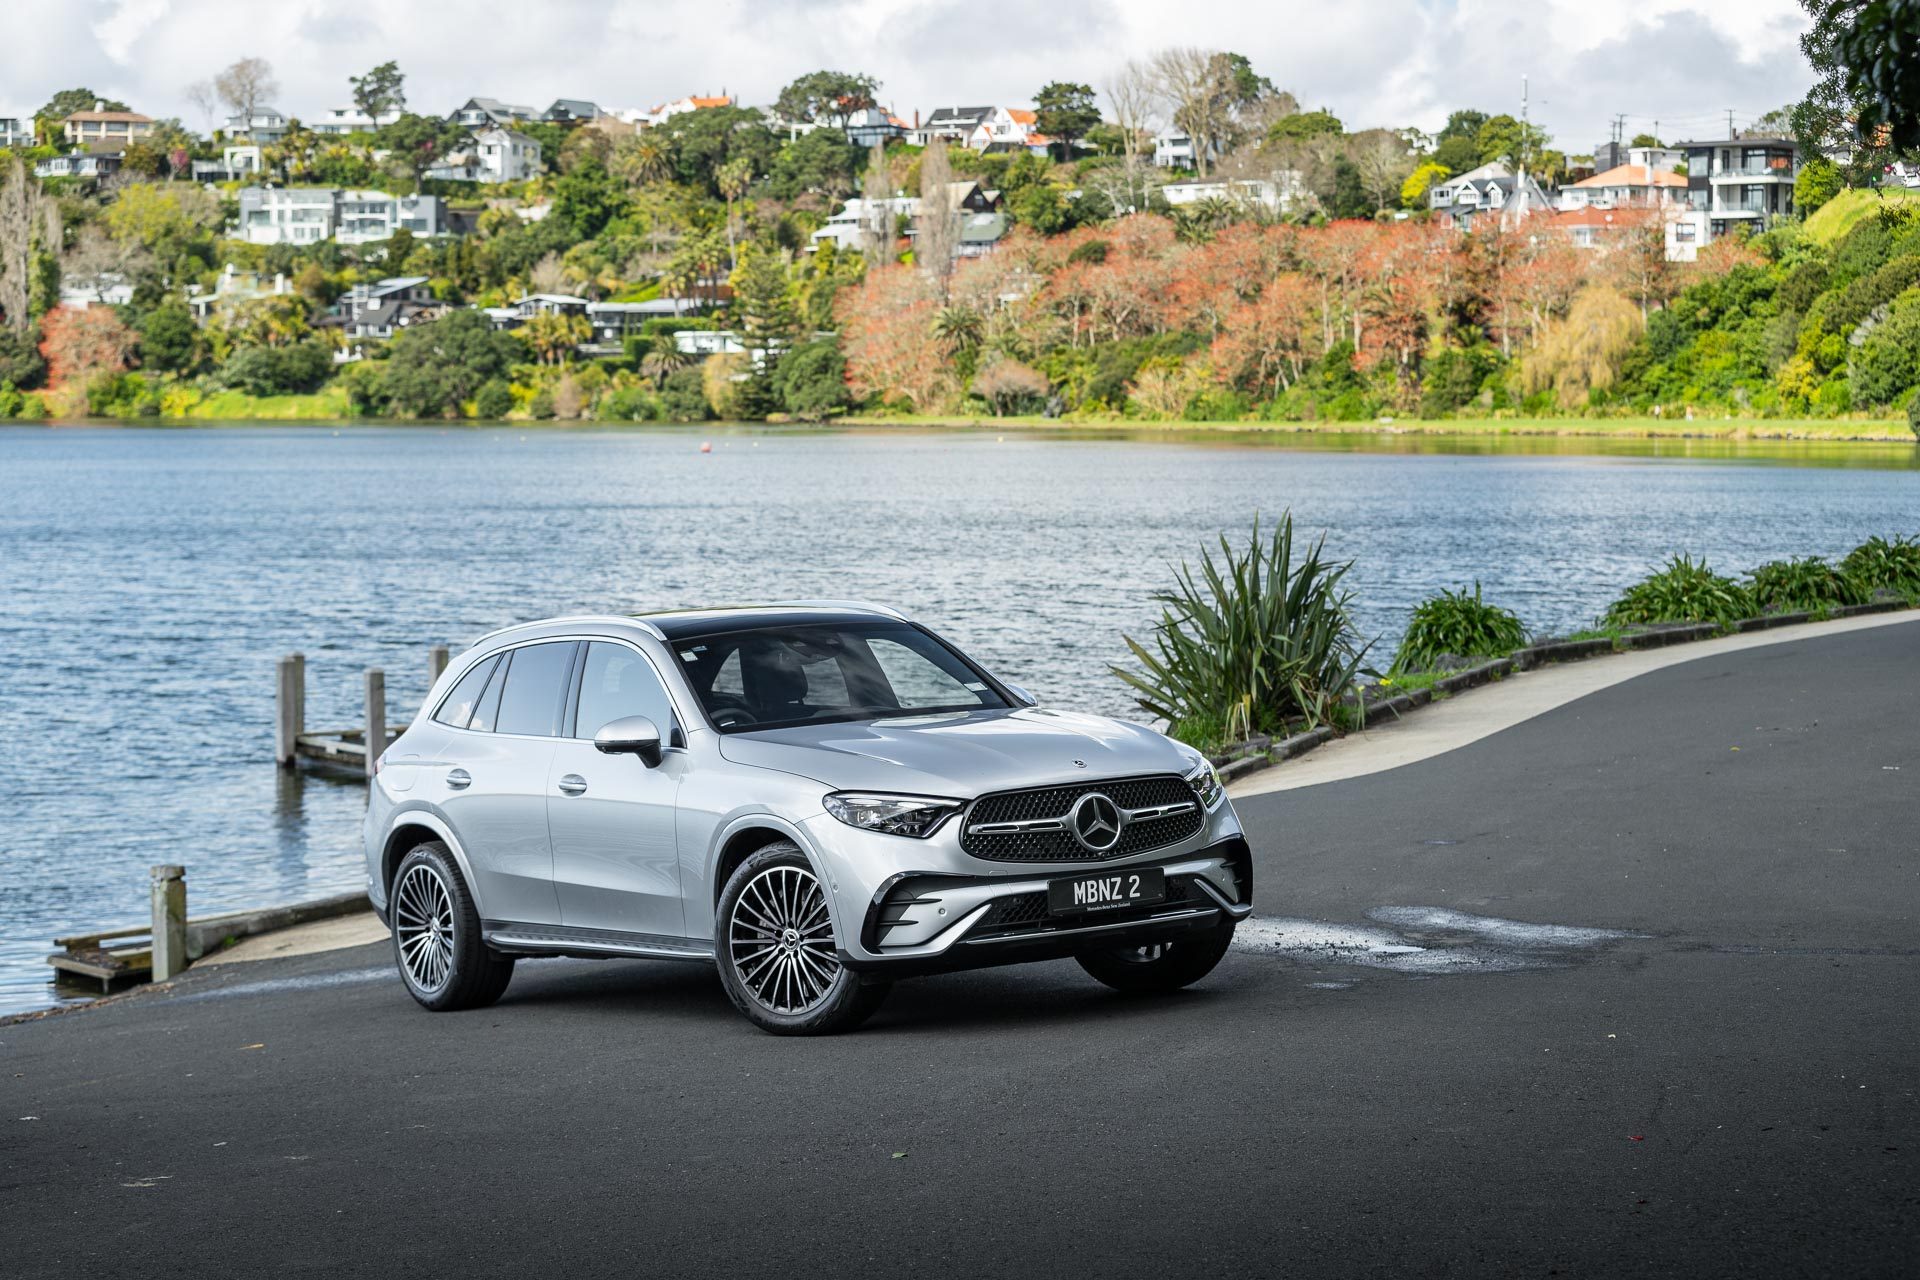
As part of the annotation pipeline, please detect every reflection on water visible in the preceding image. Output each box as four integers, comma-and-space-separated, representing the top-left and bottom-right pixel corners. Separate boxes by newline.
1, 422, 1915, 1014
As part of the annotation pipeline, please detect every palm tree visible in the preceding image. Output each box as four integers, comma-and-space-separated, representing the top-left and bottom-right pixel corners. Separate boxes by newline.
641, 335, 693, 388
716, 157, 753, 268
613, 132, 674, 188
931, 306, 984, 360
523, 312, 584, 366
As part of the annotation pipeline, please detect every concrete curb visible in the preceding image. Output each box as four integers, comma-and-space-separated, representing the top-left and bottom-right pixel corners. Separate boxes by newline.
186, 891, 372, 961
1209, 598, 1917, 786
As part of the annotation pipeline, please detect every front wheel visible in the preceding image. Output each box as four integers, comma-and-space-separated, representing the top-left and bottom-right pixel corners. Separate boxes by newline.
715, 843, 889, 1035
390, 841, 514, 1011
1076, 919, 1236, 994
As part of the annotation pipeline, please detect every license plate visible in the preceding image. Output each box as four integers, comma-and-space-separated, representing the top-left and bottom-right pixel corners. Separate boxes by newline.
1048, 867, 1165, 916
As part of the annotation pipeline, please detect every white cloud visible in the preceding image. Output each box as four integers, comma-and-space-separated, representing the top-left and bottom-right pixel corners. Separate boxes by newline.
4, 0, 1813, 145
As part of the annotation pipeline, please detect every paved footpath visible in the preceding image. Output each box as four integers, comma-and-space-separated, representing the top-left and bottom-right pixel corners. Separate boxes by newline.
4, 620, 1916, 1278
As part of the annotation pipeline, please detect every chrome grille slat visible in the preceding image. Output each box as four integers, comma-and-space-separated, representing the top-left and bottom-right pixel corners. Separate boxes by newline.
960, 774, 1203, 862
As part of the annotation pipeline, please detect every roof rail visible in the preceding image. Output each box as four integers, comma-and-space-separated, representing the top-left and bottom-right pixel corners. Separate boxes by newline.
764, 599, 912, 621
469, 613, 667, 649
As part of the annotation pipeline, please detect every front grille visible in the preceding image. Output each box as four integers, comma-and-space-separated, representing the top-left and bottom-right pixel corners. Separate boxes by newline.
960, 774, 1203, 862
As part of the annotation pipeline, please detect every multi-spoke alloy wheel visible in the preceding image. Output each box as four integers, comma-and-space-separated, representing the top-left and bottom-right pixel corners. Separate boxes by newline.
389, 841, 514, 1012
395, 863, 456, 994
728, 864, 840, 1015
714, 842, 889, 1035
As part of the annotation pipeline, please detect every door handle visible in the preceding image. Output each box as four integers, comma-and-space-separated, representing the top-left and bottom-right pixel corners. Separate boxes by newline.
445, 768, 471, 790
557, 774, 588, 796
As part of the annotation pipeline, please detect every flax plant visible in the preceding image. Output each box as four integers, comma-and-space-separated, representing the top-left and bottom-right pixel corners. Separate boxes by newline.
1114, 514, 1372, 751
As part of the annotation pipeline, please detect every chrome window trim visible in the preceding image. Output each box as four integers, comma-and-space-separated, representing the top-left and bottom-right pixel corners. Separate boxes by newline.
434, 633, 694, 746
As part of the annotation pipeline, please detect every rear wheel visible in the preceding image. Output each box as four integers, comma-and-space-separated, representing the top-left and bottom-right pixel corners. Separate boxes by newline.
391, 841, 514, 1011
715, 842, 889, 1035
1076, 919, 1236, 994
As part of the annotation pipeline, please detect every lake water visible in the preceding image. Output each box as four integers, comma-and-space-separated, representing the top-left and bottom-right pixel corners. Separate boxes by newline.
2, 423, 1916, 1015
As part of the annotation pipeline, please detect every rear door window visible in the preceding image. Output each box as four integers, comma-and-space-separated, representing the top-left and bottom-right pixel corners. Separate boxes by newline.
492, 642, 577, 737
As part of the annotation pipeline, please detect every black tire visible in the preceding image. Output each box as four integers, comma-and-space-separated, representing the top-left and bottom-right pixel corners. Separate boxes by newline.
390, 841, 514, 1012
715, 841, 889, 1036
1076, 919, 1236, 994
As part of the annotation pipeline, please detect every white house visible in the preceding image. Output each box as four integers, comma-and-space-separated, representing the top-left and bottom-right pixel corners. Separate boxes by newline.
336, 191, 447, 243
1557, 163, 1688, 212
0, 117, 31, 148
910, 106, 994, 146
186, 264, 291, 324
1153, 128, 1211, 170
59, 271, 136, 309
223, 107, 289, 144
965, 107, 1051, 155
808, 194, 916, 252
333, 277, 440, 341
1160, 177, 1301, 214
629, 95, 734, 128
234, 187, 447, 245
191, 144, 264, 182
311, 106, 401, 135
427, 128, 542, 183
34, 149, 124, 179
1428, 162, 1552, 229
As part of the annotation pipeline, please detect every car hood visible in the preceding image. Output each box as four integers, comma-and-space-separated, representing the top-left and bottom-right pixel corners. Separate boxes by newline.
714, 707, 1197, 797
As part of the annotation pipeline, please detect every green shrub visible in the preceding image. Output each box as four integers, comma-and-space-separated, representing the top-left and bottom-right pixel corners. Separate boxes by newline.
473, 379, 514, 419
1392, 583, 1527, 673
219, 340, 333, 397
1747, 557, 1869, 615
660, 365, 709, 421
595, 384, 657, 421
1840, 535, 1920, 598
1910, 391, 1920, 441
1113, 513, 1373, 750
1604, 555, 1757, 628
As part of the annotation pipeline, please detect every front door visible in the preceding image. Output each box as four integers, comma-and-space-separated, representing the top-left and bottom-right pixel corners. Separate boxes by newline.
547, 641, 686, 940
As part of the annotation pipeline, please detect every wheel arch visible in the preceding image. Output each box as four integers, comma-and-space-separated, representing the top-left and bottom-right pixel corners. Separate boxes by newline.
378, 810, 481, 915
708, 814, 825, 914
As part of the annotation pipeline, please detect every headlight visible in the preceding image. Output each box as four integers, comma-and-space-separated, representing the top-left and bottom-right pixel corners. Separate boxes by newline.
823, 792, 962, 838
1184, 759, 1223, 809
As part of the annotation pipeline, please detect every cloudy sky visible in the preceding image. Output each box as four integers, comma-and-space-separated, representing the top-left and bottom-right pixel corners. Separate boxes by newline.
7, 0, 1814, 147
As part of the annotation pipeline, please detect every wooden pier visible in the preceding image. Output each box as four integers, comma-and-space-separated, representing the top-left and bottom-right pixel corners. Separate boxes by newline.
275, 644, 449, 778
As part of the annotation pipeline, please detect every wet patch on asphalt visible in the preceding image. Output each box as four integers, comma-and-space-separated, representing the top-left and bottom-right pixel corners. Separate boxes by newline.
1232, 907, 1644, 976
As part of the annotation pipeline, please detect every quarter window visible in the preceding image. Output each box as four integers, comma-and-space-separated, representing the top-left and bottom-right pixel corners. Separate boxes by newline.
574, 642, 674, 739
492, 641, 577, 737
432, 656, 498, 728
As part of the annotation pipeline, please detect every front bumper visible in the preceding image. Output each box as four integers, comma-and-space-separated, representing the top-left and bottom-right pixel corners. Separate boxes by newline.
837, 836, 1254, 976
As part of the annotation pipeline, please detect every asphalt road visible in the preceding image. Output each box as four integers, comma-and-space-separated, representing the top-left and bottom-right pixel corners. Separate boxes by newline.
5, 621, 1917, 1278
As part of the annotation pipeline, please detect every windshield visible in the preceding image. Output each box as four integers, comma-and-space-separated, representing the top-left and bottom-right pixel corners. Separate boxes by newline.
670, 621, 1012, 732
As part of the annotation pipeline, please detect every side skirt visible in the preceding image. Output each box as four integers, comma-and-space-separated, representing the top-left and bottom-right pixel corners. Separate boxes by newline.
482, 920, 716, 964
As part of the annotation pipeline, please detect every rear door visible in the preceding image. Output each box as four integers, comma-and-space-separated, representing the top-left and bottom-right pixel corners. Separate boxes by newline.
431, 641, 578, 927
546, 640, 687, 939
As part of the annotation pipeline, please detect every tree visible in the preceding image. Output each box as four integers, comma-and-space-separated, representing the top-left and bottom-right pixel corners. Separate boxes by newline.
915, 142, 958, 288
773, 337, 850, 419
766, 128, 861, 199
1267, 109, 1343, 143
1798, 0, 1920, 165
1149, 48, 1243, 177
522, 312, 590, 365
185, 81, 218, 136
377, 113, 463, 192
1520, 287, 1643, 407
1347, 128, 1414, 212
717, 157, 754, 265
350, 61, 406, 119
137, 301, 198, 372
1103, 60, 1159, 173
1795, 155, 1845, 213
659, 106, 778, 194
551, 159, 627, 240
972, 356, 1050, 415
381, 309, 528, 416
1629, 132, 1663, 147
858, 141, 894, 268
214, 57, 279, 127
1401, 161, 1452, 208
1474, 113, 1551, 171
774, 71, 881, 130
0, 157, 61, 330
38, 306, 136, 389
1034, 82, 1102, 161
611, 131, 675, 188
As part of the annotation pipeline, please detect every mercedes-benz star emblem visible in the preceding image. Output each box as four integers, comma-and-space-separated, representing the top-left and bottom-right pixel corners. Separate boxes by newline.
1069, 792, 1125, 853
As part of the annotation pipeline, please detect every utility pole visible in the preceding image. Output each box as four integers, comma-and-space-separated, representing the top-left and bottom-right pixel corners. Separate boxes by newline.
1514, 75, 1530, 225
1727, 108, 1736, 138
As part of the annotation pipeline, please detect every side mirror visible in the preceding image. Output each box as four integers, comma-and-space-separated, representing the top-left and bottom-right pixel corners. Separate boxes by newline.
1006, 683, 1037, 707
593, 715, 664, 766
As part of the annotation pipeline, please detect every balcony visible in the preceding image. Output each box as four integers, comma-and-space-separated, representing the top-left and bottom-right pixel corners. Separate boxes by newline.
1708, 163, 1794, 181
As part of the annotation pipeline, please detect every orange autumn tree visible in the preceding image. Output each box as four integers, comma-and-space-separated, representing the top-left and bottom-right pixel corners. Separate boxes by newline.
39, 305, 137, 393
836, 263, 951, 412
1210, 274, 1320, 397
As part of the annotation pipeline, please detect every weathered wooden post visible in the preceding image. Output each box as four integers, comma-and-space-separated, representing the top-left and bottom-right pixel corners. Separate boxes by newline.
429, 644, 449, 686
364, 667, 386, 778
275, 652, 306, 768
150, 865, 187, 981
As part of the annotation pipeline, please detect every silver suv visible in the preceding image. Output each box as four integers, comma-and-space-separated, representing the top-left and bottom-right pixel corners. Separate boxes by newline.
363, 604, 1251, 1034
